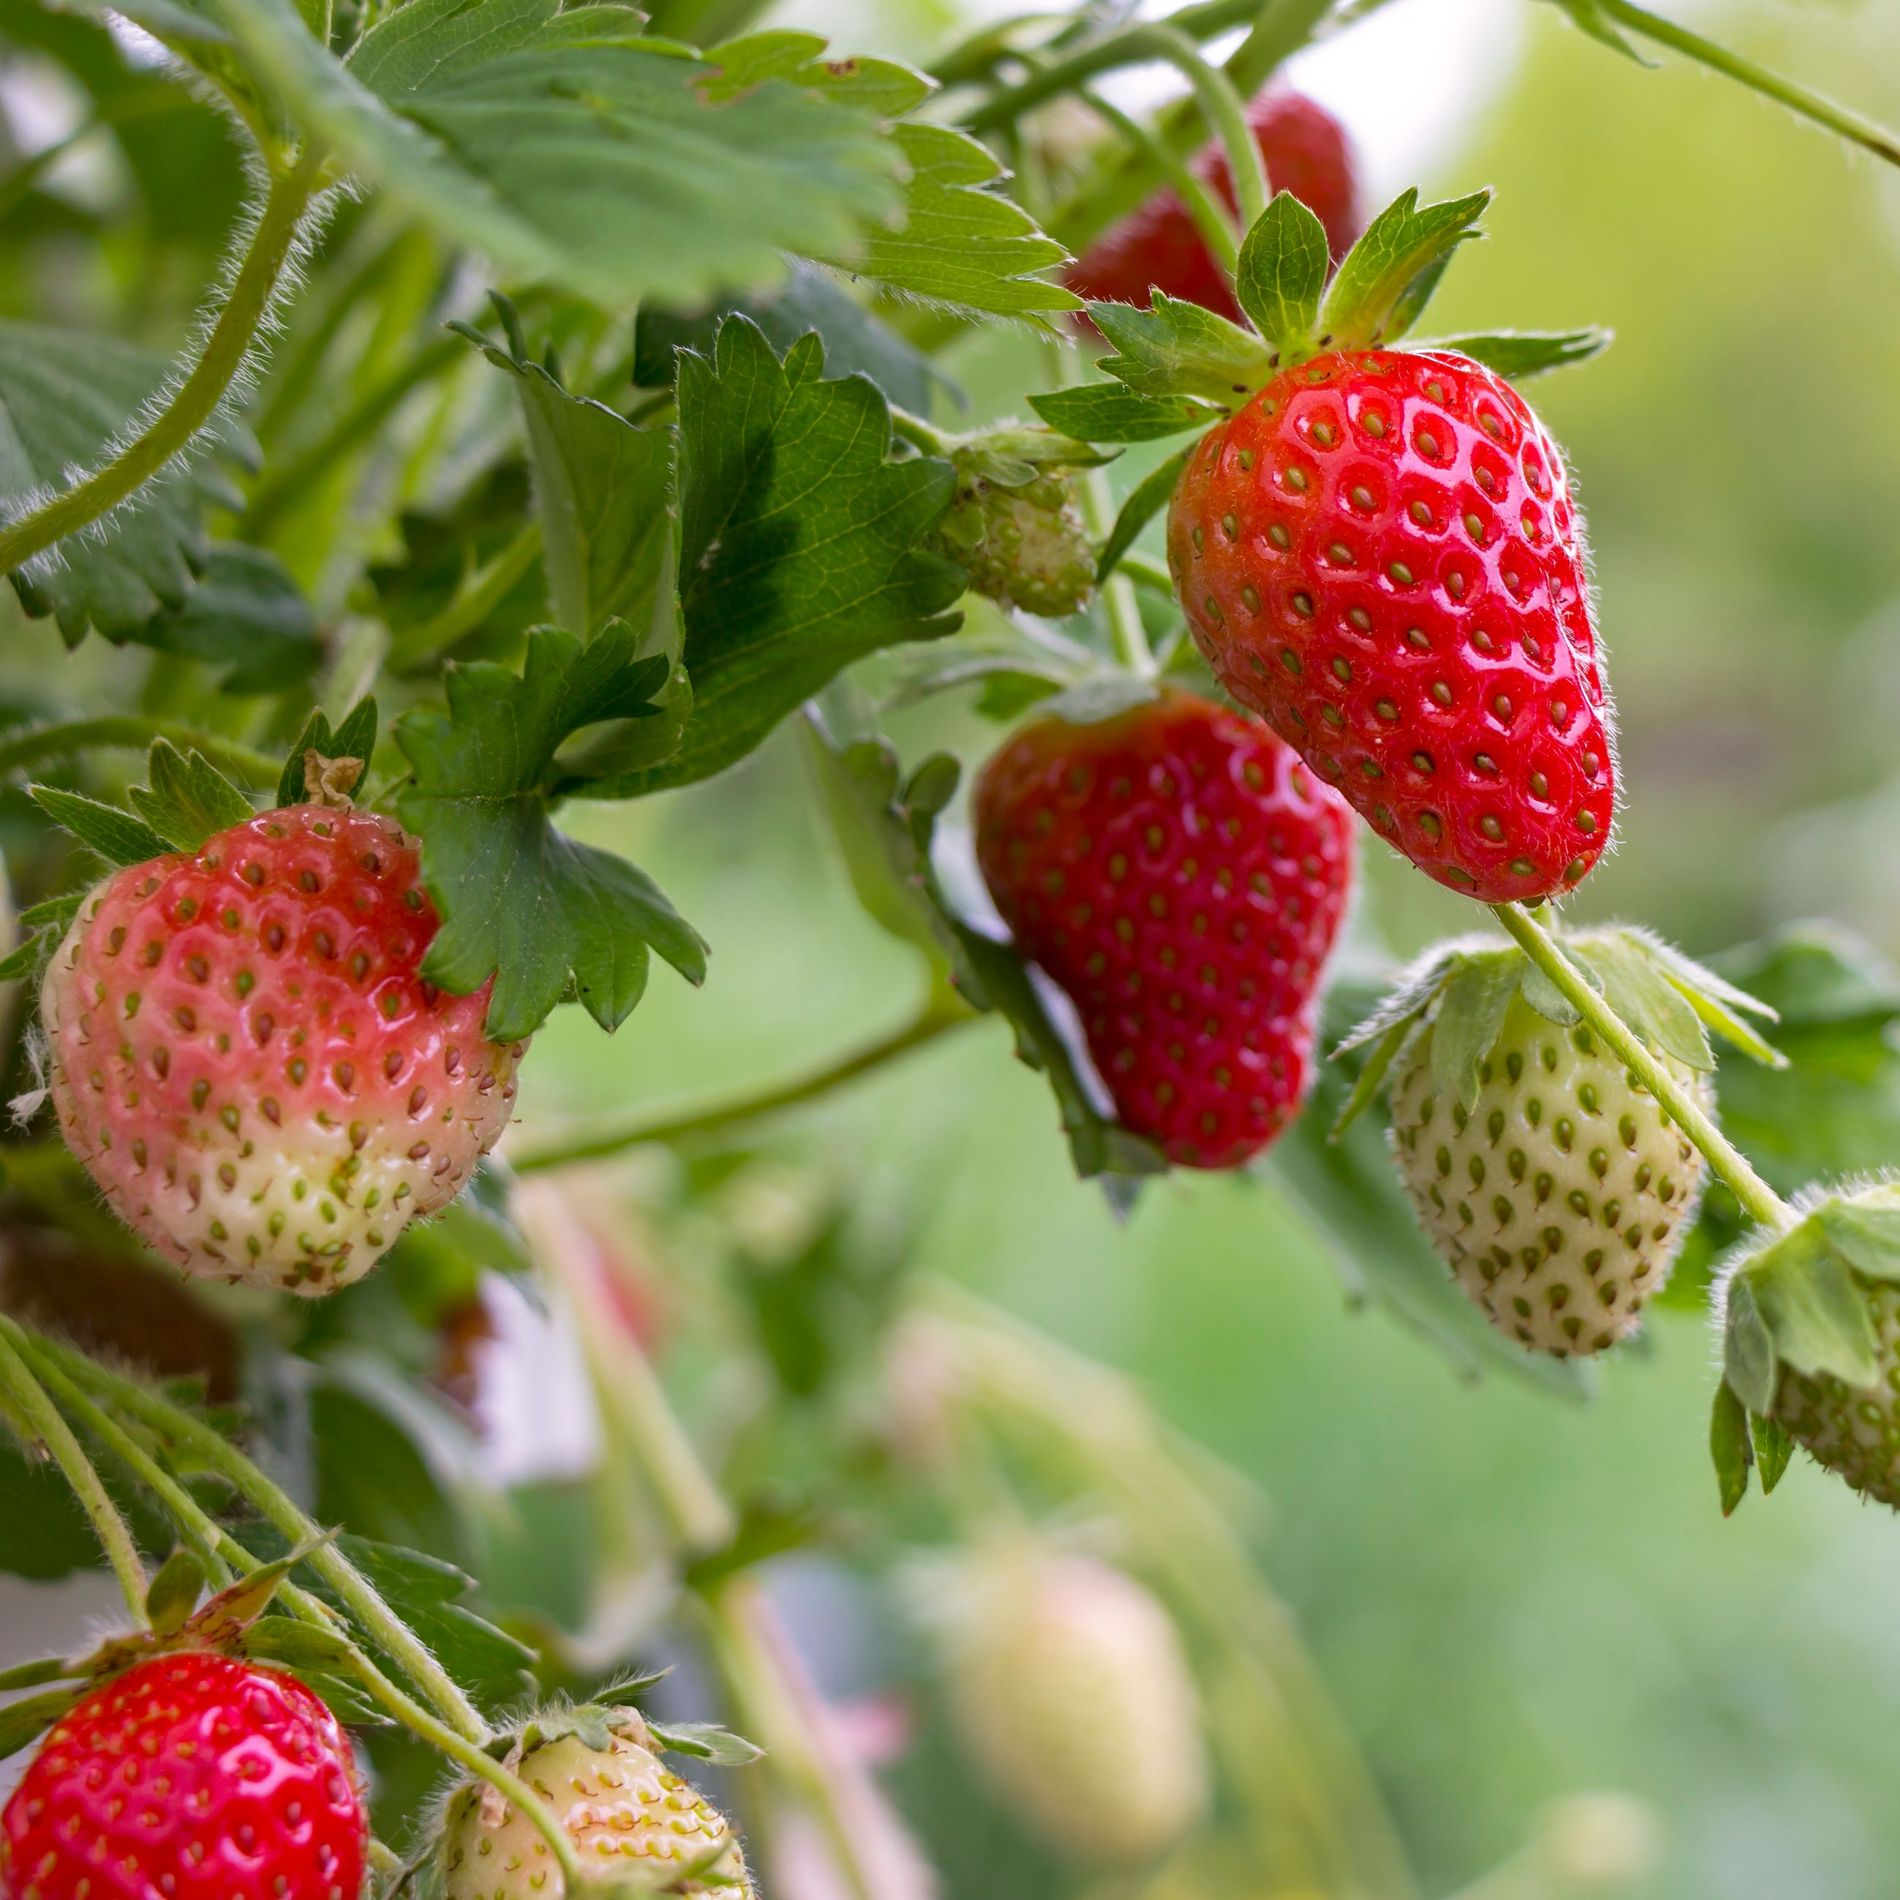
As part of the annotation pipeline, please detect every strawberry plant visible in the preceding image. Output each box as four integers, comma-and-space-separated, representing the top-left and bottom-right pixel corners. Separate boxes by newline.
0, 0, 1898, 1895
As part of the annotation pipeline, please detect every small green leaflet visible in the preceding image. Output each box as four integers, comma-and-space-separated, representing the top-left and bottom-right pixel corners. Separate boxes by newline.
27, 789, 167, 867
0, 319, 250, 643
455, 305, 690, 778
394, 623, 707, 1042
698, 28, 930, 117
597, 320, 964, 798
1318, 188, 1491, 352
214, 0, 904, 309
1232, 191, 1330, 359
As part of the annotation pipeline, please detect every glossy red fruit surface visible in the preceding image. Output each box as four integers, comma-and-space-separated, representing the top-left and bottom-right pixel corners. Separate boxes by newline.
43, 803, 523, 1293
1166, 349, 1615, 902
974, 690, 1353, 1168
1066, 91, 1362, 322
1, 1652, 366, 1900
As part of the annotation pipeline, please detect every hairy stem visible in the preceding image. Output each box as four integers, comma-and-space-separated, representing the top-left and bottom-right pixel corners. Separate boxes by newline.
0, 145, 325, 577
1492, 904, 1792, 1230
0, 717, 280, 787
1596, 0, 1900, 168
40, 1337, 489, 1743
0, 1320, 147, 1618
513, 988, 973, 1174
13, 1329, 586, 1890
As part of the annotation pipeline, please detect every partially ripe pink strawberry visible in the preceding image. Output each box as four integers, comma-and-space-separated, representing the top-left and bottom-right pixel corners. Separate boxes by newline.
43, 803, 523, 1294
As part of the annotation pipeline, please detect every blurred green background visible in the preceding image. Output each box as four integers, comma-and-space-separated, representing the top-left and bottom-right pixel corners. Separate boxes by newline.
7, 1, 1900, 1895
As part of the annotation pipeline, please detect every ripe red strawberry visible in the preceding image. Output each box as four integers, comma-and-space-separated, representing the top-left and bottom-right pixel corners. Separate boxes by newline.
1066, 91, 1362, 322
973, 689, 1353, 1167
43, 801, 524, 1294
1, 1652, 366, 1900
1166, 348, 1614, 901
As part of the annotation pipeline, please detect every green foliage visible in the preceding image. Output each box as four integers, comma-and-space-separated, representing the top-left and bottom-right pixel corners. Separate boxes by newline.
1232, 190, 1330, 357
0, 320, 250, 643
394, 623, 706, 1041
604, 319, 964, 797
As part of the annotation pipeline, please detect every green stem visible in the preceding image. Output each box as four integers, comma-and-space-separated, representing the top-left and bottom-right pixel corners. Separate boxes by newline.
1491, 904, 1793, 1230
1595, 0, 1900, 168
1047, 0, 1338, 255
1074, 84, 1239, 276
512, 989, 973, 1174
11, 1329, 585, 1890
886, 405, 949, 457
244, 332, 466, 537
40, 1337, 489, 1744
0, 1321, 147, 1619
1070, 400, 1153, 677
1117, 551, 1177, 598
8, 1326, 238, 1593
0, 716, 280, 786
0, 146, 324, 578
387, 521, 543, 671
339, 1657, 589, 1895
968, 22, 1269, 230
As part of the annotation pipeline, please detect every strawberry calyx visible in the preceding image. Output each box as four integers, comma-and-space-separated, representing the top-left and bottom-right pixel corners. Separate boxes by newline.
1713, 1177, 1900, 1512
1031, 186, 1608, 462
0, 1536, 346, 1764
1334, 920, 1784, 1138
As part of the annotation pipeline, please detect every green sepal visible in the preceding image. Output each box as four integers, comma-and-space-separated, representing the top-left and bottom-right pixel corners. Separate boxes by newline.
1728, 1211, 1880, 1398
1813, 1195, 1900, 1285
126, 740, 253, 853
646, 1719, 765, 1767
1029, 385, 1220, 445
1720, 1270, 1779, 1417
143, 1548, 208, 1637
238, 1617, 358, 1671
1233, 191, 1329, 359
279, 698, 377, 807
1096, 442, 1194, 583
1422, 328, 1612, 381
0, 890, 87, 984
28, 786, 167, 867
1329, 1014, 1420, 1140
0, 1688, 82, 1762
1751, 1411, 1796, 1494
1318, 188, 1491, 352
1089, 295, 1277, 406
1427, 951, 1521, 1113
1710, 1378, 1752, 1516
0, 1656, 79, 1695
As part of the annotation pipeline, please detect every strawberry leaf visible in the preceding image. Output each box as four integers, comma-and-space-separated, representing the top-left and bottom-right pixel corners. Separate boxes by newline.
821, 122, 1079, 319
635, 262, 940, 415
0, 319, 250, 644
395, 624, 706, 1040
1028, 384, 1219, 445
122, 544, 319, 694
1319, 188, 1491, 352
215, 0, 904, 308
1425, 328, 1612, 381
699, 29, 929, 116
597, 320, 963, 798
1233, 191, 1329, 359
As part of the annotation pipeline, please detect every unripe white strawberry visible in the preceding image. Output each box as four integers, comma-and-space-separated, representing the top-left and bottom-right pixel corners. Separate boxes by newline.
42, 802, 523, 1294
1388, 995, 1709, 1356
939, 1548, 1206, 1867
441, 1717, 753, 1899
